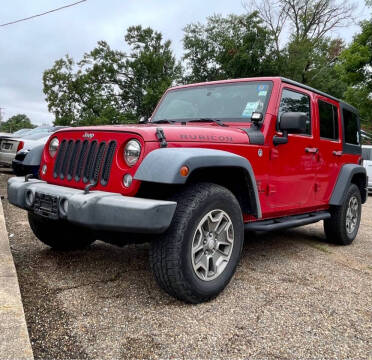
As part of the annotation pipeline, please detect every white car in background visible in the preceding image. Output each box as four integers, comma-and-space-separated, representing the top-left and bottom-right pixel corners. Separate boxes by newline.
0, 126, 64, 167
362, 145, 372, 194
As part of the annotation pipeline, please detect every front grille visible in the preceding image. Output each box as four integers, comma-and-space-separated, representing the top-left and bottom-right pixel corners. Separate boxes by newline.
53, 139, 116, 186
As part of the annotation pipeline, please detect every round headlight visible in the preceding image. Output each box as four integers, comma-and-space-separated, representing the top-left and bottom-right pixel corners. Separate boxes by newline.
124, 139, 141, 167
49, 137, 59, 157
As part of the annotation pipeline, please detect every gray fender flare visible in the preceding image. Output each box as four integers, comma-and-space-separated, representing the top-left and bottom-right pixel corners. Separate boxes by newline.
134, 148, 262, 218
330, 164, 367, 205
23, 144, 44, 166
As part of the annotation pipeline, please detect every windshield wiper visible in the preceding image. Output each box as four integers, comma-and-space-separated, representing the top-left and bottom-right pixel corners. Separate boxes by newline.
152, 119, 177, 124
185, 118, 227, 127
152, 118, 227, 126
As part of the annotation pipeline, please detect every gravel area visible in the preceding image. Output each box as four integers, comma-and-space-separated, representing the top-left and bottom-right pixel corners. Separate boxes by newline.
1, 169, 371, 359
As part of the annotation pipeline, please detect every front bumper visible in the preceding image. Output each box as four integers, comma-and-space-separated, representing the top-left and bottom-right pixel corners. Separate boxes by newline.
7, 177, 177, 234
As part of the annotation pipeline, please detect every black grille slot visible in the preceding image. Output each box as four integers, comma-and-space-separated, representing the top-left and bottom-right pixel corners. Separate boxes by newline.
92, 142, 106, 183
75, 140, 89, 182
53, 138, 115, 186
83, 141, 98, 183
67, 140, 81, 181
100, 141, 116, 186
60, 140, 74, 179
53, 140, 67, 178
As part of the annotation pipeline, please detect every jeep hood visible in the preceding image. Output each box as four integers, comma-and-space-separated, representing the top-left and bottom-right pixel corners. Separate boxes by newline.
56, 123, 251, 144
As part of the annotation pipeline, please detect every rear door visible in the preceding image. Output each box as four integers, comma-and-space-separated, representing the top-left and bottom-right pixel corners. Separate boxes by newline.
314, 96, 343, 203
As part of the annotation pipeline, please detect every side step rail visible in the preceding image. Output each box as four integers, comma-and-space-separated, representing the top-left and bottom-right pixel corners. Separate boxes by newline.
245, 211, 331, 232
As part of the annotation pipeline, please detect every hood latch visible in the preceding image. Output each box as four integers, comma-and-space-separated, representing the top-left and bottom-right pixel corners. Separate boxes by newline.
156, 127, 167, 148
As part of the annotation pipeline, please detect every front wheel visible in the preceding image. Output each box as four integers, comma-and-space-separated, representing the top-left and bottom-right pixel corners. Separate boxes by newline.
149, 183, 244, 303
28, 212, 96, 250
324, 184, 362, 245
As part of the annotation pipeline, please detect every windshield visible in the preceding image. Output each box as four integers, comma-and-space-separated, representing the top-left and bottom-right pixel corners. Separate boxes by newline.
152, 81, 273, 123
22, 133, 50, 140
21, 127, 51, 137
13, 129, 32, 136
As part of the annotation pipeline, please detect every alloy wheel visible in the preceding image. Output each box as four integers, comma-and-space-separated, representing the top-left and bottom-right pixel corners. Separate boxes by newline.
191, 209, 234, 281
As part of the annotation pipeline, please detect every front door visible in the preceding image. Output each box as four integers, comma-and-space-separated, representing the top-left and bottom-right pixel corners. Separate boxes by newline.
268, 86, 318, 215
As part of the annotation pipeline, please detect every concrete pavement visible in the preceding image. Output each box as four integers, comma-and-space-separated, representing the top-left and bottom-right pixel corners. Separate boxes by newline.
0, 198, 33, 360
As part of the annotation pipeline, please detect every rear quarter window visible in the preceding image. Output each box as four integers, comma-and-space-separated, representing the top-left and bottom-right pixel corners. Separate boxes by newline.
343, 108, 359, 145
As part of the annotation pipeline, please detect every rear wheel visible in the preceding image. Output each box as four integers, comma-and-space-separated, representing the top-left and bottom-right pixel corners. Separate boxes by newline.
28, 212, 95, 250
149, 183, 244, 303
324, 184, 361, 245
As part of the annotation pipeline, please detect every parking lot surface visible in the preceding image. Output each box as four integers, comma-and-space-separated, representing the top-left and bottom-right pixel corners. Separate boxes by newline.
1, 169, 371, 359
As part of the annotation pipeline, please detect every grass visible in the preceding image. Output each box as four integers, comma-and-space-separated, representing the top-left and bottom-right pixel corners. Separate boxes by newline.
303, 240, 333, 254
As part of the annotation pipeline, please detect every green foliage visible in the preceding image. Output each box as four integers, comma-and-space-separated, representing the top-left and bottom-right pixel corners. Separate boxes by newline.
43, 3, 368, 128
183, 13, 281, 83
0, 114, 35, 133
182, 6, 348, 99
43, 26, 181, 126
337, 19, 372, 126
283, 37, 347, 98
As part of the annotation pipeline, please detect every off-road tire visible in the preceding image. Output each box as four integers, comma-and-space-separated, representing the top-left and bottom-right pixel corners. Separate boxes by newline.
324, 184, 362, 245
28, 212, 95, 250
149, 183, 244, 303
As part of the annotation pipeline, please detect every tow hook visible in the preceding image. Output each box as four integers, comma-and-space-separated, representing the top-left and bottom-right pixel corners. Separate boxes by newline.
25, 174, 34, 182
84, 182, 96, 194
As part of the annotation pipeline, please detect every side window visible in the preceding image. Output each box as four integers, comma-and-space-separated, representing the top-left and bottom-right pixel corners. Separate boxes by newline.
278, 89, 311, 135
318, 100, 339, 140
362, 148, 372, 160
342, 108, 359, 145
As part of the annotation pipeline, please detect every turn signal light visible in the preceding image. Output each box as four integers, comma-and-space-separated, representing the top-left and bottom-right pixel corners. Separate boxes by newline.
180, 165, 189, 177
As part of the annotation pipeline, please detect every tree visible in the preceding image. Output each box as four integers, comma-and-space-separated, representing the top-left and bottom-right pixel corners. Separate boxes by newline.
43, 26, 181, 126
243, 0, 356, 97
284, 37, 347, 98
247, 0, 356, 48
0, 114, 35, 133
183, 12, 280, 83
337, 19, 372, 129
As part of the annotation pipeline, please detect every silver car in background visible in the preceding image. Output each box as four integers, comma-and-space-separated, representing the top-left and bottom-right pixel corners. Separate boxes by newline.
0, 126, 64, 166
362, 145, 372, 193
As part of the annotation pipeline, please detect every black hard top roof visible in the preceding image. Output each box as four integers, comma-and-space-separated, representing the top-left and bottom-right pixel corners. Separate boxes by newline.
280, 77, 359, 114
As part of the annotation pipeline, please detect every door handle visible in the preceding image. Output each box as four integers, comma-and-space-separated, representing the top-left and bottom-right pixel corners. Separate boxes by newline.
305, 147, 319, 154
332, 150, 342, 156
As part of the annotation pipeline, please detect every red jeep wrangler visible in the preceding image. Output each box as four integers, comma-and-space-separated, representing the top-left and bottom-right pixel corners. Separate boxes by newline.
8, 77, 367, 303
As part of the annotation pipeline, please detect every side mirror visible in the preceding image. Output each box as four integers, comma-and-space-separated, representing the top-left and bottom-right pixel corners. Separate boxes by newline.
273, 112, 308, 146
279, 112, 308, 134
139, 116, 148, 124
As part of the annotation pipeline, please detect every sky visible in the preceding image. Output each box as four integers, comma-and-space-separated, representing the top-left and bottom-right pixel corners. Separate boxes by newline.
0, 0, 369, 126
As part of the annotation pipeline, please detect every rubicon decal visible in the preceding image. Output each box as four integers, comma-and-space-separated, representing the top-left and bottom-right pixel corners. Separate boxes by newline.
180, 134, 233, 142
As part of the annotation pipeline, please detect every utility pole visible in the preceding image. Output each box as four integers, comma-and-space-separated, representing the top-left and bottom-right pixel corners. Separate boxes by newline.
0, 107, 3, 129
